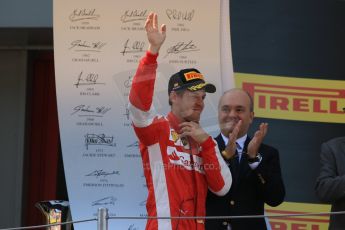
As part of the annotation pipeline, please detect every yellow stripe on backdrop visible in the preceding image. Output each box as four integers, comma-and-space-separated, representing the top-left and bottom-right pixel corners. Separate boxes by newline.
265, 202, 331, 230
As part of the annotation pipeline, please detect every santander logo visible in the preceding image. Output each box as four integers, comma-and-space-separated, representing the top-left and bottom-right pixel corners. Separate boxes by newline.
168, 150, 180, 161
166, 147, 204, 173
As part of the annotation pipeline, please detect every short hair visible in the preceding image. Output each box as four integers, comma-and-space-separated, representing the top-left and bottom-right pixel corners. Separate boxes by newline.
168, 89, 186, 106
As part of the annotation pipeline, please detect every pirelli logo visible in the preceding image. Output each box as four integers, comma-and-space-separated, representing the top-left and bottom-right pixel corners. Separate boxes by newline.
235, 73, 345, 123
265, 202, 330, 230
184, 71, 204, 81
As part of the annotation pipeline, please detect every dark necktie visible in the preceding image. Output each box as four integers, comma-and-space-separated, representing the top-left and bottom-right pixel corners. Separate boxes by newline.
236, 142, 242, 163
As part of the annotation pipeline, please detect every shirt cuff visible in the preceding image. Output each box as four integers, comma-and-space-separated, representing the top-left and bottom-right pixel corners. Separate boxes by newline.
248, 158, 262, 169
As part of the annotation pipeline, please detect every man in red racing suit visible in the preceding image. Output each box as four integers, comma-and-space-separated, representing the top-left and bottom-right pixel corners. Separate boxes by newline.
128, 13, 232, 230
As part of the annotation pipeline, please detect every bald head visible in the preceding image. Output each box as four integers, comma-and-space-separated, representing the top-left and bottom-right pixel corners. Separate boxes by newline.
219, 88, 254, 112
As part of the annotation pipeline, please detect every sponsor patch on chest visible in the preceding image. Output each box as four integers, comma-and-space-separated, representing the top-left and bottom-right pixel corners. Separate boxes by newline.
166, 146, 204, 173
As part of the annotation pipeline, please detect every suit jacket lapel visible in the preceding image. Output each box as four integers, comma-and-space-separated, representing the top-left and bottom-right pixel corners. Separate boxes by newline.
215, 134, 226, 151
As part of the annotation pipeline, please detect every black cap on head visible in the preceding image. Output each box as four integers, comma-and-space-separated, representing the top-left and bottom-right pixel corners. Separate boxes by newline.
168, 68, 216, 95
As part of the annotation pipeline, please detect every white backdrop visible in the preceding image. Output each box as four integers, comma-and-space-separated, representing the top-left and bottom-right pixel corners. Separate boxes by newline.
53, 0, 233, 229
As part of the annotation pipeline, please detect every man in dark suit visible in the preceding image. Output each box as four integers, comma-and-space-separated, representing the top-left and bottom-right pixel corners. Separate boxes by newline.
206, 88, 285, 230
315, 136, 345, 230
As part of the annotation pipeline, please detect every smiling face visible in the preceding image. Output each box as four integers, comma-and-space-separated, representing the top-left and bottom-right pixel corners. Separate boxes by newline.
170, 89, 206, 122
218, 89, 254, 138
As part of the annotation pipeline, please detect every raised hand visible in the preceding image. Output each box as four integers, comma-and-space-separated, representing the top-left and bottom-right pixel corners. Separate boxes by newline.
247, 122, 268, 158
223, 120, 242, 159
145, 12, 166, 54
179, 121, 209, 144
